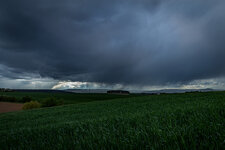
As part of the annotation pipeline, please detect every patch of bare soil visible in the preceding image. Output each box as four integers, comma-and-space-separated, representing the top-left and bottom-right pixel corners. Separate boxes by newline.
0, 102, 23, 113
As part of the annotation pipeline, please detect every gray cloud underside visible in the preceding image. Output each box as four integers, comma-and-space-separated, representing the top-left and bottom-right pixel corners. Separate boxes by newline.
0, 0, 225, 86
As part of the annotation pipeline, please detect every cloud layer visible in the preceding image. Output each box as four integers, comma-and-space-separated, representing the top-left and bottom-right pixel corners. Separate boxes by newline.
0, 0, 225, 88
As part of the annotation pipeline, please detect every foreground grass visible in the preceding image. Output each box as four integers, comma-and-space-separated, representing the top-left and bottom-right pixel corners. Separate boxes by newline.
0, 92, 225, 149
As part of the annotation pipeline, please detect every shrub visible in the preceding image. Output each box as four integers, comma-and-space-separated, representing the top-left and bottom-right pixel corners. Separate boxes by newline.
0, 96, 17, 102
41, 98, 63, 107
20, 96, 32, 103
22, 101, 41, 110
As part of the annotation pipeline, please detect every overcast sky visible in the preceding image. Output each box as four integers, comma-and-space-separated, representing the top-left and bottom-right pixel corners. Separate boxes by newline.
0, 0, 225, 90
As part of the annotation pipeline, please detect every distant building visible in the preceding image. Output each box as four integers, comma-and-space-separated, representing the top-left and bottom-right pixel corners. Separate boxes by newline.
107, 90, 130, 95
0, 88, 13, 92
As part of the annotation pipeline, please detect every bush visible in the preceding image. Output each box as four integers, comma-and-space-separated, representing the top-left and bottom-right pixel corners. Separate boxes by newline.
22, 101, 41, 110
41, 98, 63, 107
20, 96, 32, 103
0, 96, 17, 102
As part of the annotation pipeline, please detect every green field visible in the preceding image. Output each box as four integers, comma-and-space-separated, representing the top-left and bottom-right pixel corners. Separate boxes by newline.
0, 92, 225, 149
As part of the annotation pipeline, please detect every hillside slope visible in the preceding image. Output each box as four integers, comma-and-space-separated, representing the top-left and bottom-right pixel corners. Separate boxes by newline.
0, 92, 225, 149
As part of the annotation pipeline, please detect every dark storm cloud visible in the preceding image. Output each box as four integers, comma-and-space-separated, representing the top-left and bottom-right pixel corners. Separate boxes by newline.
0, 0, 225, 86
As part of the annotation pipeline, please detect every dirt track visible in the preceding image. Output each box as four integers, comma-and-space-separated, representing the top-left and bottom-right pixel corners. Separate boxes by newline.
0, 102, 23, 113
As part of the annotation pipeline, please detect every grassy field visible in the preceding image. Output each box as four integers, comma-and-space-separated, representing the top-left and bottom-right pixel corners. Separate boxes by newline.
0, 92, 225, 149
0, 91, 138, 104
